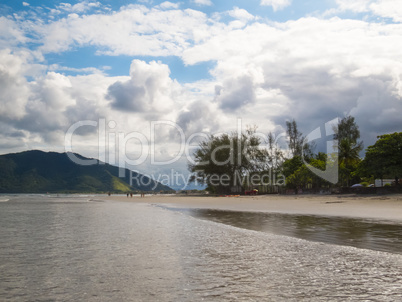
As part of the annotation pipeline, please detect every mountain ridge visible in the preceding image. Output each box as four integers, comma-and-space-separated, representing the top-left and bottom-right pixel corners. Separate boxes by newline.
0, 150, 173, 193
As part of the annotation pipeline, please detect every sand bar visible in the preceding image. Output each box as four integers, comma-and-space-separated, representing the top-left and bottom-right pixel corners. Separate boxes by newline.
101, 193, 402, 223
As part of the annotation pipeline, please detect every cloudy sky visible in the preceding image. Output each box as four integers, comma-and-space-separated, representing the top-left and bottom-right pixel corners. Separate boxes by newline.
1, 0, 401, 188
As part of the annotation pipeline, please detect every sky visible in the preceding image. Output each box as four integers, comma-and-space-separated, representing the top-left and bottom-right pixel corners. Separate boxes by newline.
1, 0, 402, 189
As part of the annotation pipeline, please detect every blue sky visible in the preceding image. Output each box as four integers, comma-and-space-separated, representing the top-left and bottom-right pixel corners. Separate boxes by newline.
1, 0, 402, 189
1, 0, 386, 80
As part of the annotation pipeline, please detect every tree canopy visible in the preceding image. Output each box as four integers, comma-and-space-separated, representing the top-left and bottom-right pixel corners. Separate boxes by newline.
360, 132, 402, 184
188, 127, 268, 194
334, 116, 363, 186
188, 116, 402, 194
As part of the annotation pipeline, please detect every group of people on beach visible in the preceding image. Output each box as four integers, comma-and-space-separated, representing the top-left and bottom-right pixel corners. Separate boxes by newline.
126, 192, 146, 198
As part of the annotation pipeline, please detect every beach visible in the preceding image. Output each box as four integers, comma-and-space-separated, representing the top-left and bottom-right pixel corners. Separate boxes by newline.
102, 193, 402, 222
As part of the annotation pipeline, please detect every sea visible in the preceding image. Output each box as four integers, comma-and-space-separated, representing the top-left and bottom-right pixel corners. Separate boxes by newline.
0, 194, 401, 301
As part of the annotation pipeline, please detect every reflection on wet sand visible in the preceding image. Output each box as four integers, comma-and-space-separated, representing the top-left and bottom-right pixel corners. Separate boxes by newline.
184, 209, 402, 255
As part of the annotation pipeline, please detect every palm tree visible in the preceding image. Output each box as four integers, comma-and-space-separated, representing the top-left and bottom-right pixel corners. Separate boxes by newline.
333, 116, 363, 187
339, 138, 362, 186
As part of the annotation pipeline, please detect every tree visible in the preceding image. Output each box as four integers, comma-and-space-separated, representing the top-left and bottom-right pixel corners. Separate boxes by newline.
334, 115, 362, 144
334, 116, 363, 186
267, 132, 284, 172
285, 119, 315, 160
286, 119, 304, 157
282, 155, 304, 193
283, 152, 333, 193
338, 138, 362, 186
307, 152, 333, 189
188, 127, 268, 194
360, 132, 402, 186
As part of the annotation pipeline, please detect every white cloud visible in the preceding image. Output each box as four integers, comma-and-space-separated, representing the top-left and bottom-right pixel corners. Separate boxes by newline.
57, 1, 101, 13
214, 76, 257, 111
15, 71, 75, 136
182, 16, 402, 146
22, 2, 30, 7
227, 7, 255, 21
192, 0, 213, 6
107, 60, 181, 118
157, 2, 180, 9
0, 17, 27, 47
334, 0, 402, 22
370, 0, 402, 22
0, 49, 30, 120
335, 0, 371, 13
260, 0, 292, 12
175, 100, 219, 135
2, 1, 402, 163
37, 5, 209, 56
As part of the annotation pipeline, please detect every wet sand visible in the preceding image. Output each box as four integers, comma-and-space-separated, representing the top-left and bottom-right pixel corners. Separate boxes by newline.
102, 193, 402, 222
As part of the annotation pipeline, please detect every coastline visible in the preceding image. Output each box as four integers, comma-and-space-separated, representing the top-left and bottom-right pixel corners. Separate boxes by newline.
101, 193, 402, 223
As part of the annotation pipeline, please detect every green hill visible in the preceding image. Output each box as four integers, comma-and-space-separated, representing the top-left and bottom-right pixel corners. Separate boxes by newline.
0, 150, 173, 193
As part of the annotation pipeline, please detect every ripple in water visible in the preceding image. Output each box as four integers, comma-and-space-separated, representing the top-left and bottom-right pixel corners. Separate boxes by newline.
0, 196, 401, 301
179, 208, 402, 255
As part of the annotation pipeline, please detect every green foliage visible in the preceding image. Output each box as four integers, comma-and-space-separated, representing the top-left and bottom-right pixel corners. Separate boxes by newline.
282, 156, 303, 178
286, 119, 304, 157
283, 152, 333, 191
334, 115, 362, 144
285, 163, 312, 191
0, 150, 172, 193
189, 127, 268, 194
334, 116, 363, 187
267, 132, 284, 171
360, 132, 402, 182
111, 176, 133, 192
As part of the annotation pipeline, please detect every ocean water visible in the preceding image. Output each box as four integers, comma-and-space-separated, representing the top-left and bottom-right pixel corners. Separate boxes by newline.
0, 195, 401, 301
179, 208, 402, 255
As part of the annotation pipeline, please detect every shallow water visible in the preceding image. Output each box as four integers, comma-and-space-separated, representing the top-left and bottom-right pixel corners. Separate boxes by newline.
176, 208, 402, 255
0, 195, 401, 301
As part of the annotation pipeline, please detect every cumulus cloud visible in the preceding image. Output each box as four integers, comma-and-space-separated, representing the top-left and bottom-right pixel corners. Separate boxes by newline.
157, 1, 180, 9
335, 0, 371, 13
57, 1, 102, 13
107, 60, 179, 117
36, 5, 209, 56
14, 72, 75, 136
334, 0, 402, 22
260, 0, 292, 12
350, 77, 402, 137
0, 49, 30, 120
214, 76, 257, 111
182, 15, 402, 146
2, 0, 402, 160
1, 66, 116, 147
176, 101, 219, 135
370, 0, 402, 22
0, 17, 27, 47
227, 7, 255, 22
192, 0, 213, 6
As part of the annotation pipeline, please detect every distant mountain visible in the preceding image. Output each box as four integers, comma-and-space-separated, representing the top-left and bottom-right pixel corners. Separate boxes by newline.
0, 150, 173, 193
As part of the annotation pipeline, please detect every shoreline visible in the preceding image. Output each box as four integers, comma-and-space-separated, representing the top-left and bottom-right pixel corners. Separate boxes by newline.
101, 193, 402, 223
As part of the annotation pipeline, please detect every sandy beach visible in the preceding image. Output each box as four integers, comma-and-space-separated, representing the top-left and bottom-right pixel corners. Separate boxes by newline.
101, 193, 402, 222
